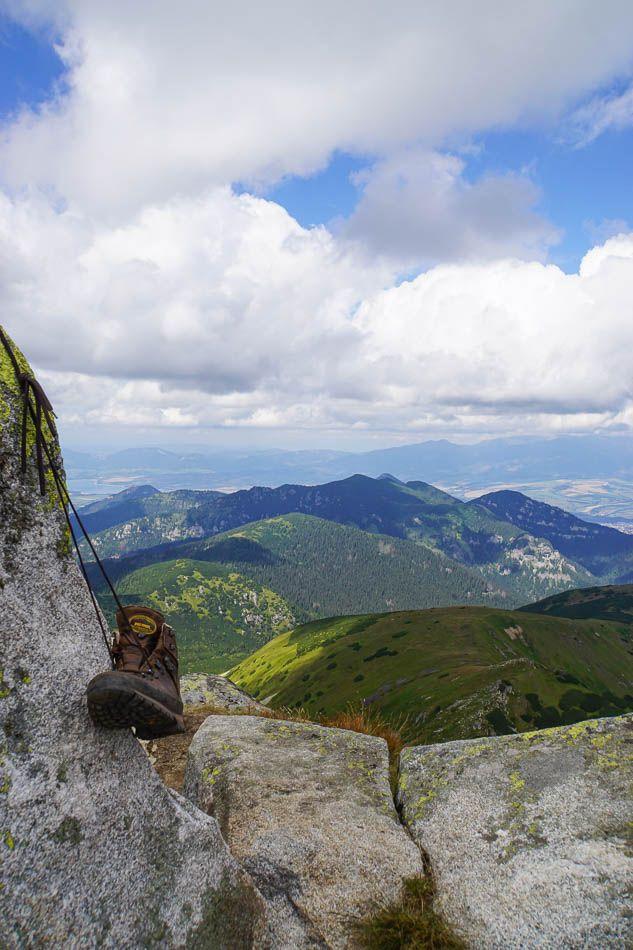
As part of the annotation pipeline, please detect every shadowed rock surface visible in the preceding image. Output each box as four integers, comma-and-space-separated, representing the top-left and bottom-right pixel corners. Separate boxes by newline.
398, 714, 633, 949
184, 714, 424, 948
0, 332, 267, 947
181, 672, 267, 710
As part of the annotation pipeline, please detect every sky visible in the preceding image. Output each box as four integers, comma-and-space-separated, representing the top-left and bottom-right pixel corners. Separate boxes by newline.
1, 2, 633, 451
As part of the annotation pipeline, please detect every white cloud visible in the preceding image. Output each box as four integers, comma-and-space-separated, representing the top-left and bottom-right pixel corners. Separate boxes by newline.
0, 186, 393, 394
341, 149, 559, 268
3, 187, 633, 438
2, 1, 633, 442
355, 236, 633, 424
3, 1, 633, 215
566, 82, 633, 145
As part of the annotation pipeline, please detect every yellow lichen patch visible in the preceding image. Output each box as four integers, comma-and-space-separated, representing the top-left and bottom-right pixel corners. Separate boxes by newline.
414, 789, 437, 817
563, 721, 594, 743
508, 770, 527, 812
201, 765, 222, 786
518, 729, 540, 742
0, 328, 68, 516
591, 733, 613, 750
509, 770, 525, 792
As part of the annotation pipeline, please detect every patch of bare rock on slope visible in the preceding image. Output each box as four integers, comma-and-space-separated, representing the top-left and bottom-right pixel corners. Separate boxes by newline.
184, 714, 425, 948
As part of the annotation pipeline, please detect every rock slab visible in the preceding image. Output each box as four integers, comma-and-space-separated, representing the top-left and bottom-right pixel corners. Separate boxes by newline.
184, 715, 424, 948
0, 331, 267, 948
181, 672, 266, 710
399, 714, 633, 949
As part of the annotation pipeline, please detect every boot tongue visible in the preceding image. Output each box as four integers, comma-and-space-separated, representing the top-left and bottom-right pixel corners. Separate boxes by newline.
123, 607, 162, 641
115, 606, 164, 669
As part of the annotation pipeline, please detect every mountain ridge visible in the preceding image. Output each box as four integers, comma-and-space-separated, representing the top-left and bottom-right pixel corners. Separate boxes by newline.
473, 488, 633, 579
521, 582, 633, 624
83, 474, 596, 604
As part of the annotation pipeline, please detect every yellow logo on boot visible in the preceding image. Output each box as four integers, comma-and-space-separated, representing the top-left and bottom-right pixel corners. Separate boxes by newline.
128, 614, 158, 636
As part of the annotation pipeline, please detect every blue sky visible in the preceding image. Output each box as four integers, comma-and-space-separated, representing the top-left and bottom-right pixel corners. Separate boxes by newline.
0, 15, 63, 119
4, 10, 632, 277
2, 4, 633, 449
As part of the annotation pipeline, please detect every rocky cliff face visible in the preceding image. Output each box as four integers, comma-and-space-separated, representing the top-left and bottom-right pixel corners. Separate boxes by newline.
0, 333, 266, 947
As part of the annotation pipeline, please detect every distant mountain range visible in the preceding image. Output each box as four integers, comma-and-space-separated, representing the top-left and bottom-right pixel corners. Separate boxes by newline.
80, 473, 633, 670
84, 473, 599, 600
66, 433, 633, 524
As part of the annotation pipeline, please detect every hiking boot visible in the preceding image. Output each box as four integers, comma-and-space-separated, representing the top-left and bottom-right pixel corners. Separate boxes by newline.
87, 605, 185, 739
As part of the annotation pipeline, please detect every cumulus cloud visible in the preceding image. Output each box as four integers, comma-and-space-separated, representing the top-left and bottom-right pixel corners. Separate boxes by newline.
355, 235, 633, 423
2, 1, 633, 440
3, 1, 633, 215
3, 185, 633, 438
0, 187, 393, 393
341, 149, 559, 268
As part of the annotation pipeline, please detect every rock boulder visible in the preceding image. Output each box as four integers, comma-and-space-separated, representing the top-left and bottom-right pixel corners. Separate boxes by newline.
184, 714, 425, 948
398, 714, 633, 948
0, 331, 267, 947
181, 672, 266, 710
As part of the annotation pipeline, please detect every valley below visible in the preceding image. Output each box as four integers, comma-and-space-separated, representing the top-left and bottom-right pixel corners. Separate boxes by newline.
77, 471, 633, 744
83, 472, 633, 676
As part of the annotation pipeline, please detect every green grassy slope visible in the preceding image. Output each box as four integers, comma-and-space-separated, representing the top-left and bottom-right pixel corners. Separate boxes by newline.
521, 583, 633, 624
230, 607, 633, 744
98, 513, 507, 671
116, 559, 295, 672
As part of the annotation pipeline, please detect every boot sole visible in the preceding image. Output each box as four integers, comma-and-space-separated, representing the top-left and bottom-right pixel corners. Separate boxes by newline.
87, 681, 185, 740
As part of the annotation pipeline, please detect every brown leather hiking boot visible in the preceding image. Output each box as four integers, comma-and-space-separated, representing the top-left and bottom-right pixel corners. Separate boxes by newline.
87, 606, 185, 739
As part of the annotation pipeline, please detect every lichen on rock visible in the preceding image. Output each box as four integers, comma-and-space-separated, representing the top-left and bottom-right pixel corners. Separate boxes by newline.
0, 329, 268, 947
398, 713, 633, 948
180, 672, 267, 710
0, 331, 66, 531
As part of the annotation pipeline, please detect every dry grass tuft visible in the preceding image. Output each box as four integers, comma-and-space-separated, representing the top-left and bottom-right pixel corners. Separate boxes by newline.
353, 875, 464, 950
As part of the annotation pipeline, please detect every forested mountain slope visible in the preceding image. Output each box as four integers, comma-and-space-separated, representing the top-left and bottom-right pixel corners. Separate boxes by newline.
94, 514, 507, 671
474, 489, 633, 579
82, 474, 594, 603
230, 607, 633, 745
